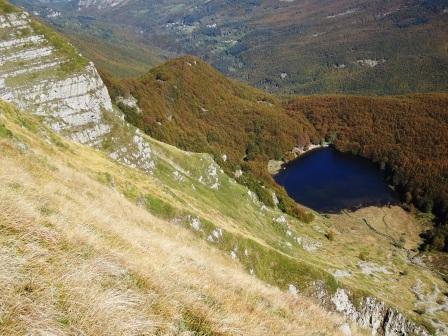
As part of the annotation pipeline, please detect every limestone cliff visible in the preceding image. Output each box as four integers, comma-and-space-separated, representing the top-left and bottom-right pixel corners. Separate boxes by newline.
0, 10, 112, 145
331, 289, 430, 336
0, 5, 162, 175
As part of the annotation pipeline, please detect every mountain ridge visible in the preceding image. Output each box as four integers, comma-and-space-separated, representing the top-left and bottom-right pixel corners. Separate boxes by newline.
0, 2, 447, 335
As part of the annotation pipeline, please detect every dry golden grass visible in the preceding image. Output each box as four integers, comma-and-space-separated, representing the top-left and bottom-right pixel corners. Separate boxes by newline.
0, 118, 364, 335
339, 206, 428, 250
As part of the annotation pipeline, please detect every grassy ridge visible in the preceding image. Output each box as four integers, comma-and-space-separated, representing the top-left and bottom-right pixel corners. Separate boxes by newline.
0, 0, 18, 13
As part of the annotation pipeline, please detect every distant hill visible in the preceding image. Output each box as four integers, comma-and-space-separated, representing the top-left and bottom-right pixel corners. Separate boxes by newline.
12, 0, 448, 94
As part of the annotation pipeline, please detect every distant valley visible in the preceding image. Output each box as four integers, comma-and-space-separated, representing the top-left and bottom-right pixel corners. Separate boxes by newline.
12, 0, 448, 94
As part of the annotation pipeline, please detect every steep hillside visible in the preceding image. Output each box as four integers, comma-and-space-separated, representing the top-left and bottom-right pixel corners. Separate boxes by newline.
1, 3, 447, 335
0, 101, 357, 336
13, 0, 448, 95
2, 89, 448, 334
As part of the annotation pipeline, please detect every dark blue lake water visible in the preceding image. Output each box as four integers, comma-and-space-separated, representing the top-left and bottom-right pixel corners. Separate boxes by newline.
274, 147, 399, 213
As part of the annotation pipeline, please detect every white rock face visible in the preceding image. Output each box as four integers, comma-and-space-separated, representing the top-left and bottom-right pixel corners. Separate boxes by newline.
0, 34, 45, 50
207, 228, 223, 243
234, 169, 243, 178
331, 288, 430, 336
0, 46, 54, 64
296, 236, 321, 252
0, 12, 29, 29
332, 269, 351, 278
188, 216, 201, 231
78, 0, 128, 10
0, 11, 113, 146
2, 62, 112, 144
198, 161, 221, 189
273, 215, 287, 224
357, 261, 392, 276
288, 284, 299, 298
0, 8, 160, 178
116, 95, 141, 114
108, 129, 156, 173
356, 59, 386, 68
229, 250, 237, 259
339, 323, 352, 336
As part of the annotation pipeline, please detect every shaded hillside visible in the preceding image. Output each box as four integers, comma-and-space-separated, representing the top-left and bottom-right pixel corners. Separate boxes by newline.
102, 56, 319, 220
286, 94, 448, 251
13, 0, 448, 94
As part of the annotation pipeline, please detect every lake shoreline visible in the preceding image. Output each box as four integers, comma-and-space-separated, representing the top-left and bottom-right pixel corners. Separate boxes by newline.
268, 142, 330, 175
273, 147, 401, 213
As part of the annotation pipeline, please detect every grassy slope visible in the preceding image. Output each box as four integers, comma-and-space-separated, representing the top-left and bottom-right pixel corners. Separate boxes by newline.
1, 92, 447, 333
0, 101, 357, 335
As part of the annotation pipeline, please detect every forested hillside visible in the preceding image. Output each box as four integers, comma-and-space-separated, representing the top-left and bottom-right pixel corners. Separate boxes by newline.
101, 58, 448, 251
286, 94, 448, 251
102, 56, 318, 221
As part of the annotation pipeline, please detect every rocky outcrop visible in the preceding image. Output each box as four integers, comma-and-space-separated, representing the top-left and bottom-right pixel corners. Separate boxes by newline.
78, 0, 128, 10
0, 11, 112, 145
108, 128, 156, 174
0, 7, 157, 173
331, 288, 430, 336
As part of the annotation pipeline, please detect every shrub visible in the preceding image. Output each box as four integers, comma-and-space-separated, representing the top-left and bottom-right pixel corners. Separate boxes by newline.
325, 230, 335, 241
0, 123, 12, 138
358, 251, 368, 261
